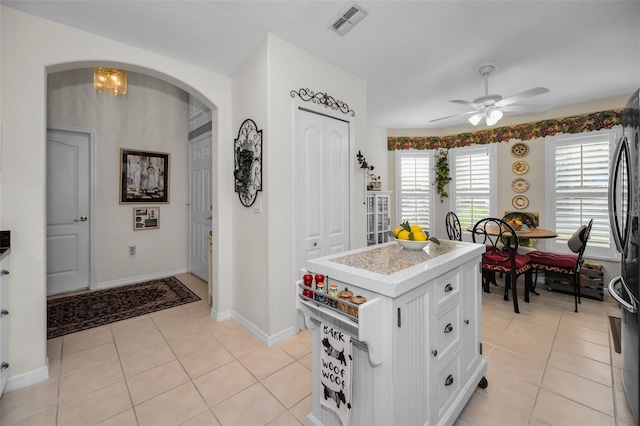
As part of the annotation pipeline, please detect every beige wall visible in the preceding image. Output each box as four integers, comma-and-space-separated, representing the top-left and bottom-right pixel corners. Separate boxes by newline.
48, 69, 190, 284
0, 6, 234, 385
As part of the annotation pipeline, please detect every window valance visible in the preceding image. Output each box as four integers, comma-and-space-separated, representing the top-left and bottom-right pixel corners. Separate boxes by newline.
387, 109, 622, 151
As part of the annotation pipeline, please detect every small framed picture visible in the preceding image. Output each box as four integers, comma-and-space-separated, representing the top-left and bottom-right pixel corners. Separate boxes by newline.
133, 207, 160, 230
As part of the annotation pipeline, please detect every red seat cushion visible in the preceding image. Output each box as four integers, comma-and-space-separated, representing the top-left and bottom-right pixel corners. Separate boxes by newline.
482, 252, 532, 275
528, 251, 578, 269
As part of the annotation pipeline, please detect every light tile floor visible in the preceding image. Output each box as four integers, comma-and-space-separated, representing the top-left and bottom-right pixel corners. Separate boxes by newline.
0, 273, 637, 426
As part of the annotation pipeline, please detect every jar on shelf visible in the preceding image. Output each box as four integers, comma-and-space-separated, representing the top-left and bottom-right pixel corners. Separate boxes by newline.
315, 282, 325, 302
328, 283, 339, 307
351, 295, 367, 317
337, 288, 353, 314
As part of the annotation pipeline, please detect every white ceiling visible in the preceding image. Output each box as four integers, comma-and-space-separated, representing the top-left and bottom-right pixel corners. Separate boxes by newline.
3, 0, 639, 129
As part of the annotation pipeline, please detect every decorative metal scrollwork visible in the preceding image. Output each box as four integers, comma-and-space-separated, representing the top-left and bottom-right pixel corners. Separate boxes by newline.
290, 88, 355, 117
234, 119, 263, 207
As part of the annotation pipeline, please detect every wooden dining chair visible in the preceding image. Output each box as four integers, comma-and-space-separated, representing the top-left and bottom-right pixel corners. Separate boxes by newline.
445, 211, 462, 241
528, 219, 593, 313
472, 218, 534, 314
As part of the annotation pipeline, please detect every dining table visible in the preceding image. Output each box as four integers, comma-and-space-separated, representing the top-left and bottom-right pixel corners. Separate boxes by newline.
465, 225, 558, 239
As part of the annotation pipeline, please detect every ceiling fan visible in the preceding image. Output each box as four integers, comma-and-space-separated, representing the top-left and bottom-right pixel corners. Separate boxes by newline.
430, 62, 549, 127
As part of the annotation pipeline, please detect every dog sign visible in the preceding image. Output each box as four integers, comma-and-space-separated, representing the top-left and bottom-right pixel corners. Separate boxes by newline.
320, 323, 352, 426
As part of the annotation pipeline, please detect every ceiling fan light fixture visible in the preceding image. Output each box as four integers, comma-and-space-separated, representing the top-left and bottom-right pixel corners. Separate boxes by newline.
486, 109, 503, 126
469, 112, 483, 126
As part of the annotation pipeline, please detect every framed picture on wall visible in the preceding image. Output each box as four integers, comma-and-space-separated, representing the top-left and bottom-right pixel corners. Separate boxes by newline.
133, 207, 160, 230
120, 148, 170, 203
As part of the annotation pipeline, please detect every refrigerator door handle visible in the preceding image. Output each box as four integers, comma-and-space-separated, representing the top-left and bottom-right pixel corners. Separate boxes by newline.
609, 276, 637, 314
608, 137, 628, 253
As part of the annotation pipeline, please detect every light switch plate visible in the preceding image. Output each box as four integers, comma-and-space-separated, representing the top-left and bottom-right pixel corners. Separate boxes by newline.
253, 197, 262, 214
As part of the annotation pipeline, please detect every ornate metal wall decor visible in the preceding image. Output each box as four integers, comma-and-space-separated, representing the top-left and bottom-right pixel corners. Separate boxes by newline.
234, 119, 262, 207
290, 88, 355, 117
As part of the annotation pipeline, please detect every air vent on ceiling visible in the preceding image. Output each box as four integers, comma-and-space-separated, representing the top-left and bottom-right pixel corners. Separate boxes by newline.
330, 4, 367, 36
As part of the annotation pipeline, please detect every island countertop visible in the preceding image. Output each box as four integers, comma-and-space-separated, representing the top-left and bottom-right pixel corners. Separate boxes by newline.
306, 239, 485, 298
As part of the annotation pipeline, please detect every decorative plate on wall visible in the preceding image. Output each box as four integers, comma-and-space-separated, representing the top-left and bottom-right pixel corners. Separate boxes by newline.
512, 160, 529, 175
511, 142, 530, 158
512, 195, 529, 210
511, 178, 530, 193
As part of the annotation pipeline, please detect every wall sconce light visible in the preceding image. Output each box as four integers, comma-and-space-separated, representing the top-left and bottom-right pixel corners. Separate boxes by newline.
94, 67, 127, 97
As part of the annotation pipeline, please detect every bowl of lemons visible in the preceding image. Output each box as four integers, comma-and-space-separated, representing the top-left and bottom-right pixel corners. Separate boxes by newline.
391, 221, 440, 250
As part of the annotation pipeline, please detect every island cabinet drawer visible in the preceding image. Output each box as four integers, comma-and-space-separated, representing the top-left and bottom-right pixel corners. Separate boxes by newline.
432, 299, 461, 361
436, 351, 461, 418
435, 269, 460, 307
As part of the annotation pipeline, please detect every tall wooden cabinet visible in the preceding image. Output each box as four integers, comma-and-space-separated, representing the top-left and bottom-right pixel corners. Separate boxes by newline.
366, 191, 392, 246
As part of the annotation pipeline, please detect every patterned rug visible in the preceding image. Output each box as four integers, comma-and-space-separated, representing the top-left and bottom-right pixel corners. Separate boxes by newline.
47, 276, 200, 339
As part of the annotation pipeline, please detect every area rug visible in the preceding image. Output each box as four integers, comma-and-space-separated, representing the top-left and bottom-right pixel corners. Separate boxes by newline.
47, 276, 200, 339
609, 315, 622, 354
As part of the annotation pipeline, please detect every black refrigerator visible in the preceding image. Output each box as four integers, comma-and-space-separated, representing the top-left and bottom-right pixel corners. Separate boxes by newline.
609, 88, 640, 423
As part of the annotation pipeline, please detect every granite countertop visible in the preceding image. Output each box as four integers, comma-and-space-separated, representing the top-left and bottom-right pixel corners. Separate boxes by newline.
307, 240, 485, 298
329, 241, 458, 275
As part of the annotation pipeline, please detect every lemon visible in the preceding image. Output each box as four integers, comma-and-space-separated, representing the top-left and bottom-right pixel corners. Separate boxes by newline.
397, 230, 410, 240
393, 227, 403, 237
412, 231, 427, 241
410, 225, 423, 234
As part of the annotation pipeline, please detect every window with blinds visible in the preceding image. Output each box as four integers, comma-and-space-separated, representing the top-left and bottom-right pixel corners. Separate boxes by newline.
546, 129, 619, 259
450, 146, 494, 231
396, 151, 433, 230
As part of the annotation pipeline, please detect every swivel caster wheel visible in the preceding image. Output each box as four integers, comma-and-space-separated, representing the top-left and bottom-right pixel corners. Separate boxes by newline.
477, 376, 488, 389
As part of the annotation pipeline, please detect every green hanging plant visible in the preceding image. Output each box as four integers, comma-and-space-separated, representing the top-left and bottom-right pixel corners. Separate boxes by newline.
435, 148, 451, 203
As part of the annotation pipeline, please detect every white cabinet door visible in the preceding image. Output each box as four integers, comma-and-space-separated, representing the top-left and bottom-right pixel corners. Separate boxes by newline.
459, 259, 483, 383
366, 191, 392, 246
296, 109, 350, 274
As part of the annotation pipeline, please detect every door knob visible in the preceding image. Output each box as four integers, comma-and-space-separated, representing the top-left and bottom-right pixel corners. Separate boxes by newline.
74, 216, 88, 222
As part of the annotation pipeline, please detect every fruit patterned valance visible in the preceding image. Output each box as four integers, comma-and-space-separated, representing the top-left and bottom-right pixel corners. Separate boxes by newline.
387, 109, 622, 151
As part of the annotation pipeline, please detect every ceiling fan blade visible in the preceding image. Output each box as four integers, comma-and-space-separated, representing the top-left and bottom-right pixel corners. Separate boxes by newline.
429, 111, 476, 123
496, 87, 549, 107
450, 99, 475, 106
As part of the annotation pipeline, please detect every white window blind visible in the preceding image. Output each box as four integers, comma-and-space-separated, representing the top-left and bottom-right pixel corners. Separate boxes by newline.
396, 151, 432, 230
546, 129, 620, 259
450, 146, 494, 231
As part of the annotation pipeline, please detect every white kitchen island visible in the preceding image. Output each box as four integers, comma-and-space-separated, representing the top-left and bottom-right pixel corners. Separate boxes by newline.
296, 239, 487, 426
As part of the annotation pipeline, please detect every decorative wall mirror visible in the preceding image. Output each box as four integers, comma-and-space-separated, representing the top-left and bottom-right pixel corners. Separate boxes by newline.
234, 119, 263, 207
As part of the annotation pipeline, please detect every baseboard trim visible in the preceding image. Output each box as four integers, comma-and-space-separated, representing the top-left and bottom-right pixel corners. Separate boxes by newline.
4, 364, 49, 393
97, 268, 188, 290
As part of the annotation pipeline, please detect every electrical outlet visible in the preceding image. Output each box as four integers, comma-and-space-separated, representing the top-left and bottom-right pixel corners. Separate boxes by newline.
129, 245, 136, 256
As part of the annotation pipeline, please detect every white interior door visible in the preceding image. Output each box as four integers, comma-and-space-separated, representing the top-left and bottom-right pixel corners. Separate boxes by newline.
189, 131, 213, 281
296, 108, 350, 275
47, 128, 92, 295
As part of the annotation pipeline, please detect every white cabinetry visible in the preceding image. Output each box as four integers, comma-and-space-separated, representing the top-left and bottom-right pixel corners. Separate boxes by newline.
0, 252, 10, 397
298, 241, 486, 426
366, 191, 391, 246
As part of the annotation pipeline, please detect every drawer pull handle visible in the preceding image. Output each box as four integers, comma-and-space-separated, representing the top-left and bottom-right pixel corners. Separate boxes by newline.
0, 362, 8, 371
444, 323, 453, 333
432, 350, 438, 356
445, 374, 454, 386
444, 283, 453, 292
0, 310, 7, 317
1, 270, 8, 276
464, 319, 470, 325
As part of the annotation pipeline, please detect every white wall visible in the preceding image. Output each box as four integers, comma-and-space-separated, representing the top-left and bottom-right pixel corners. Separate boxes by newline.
266, 34, 368, 336
0, 6, 233, 384
48, 69, 190, 284
231, 39, 270, 329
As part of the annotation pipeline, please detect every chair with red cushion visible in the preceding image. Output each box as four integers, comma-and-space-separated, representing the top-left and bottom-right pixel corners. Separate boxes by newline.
472, 218, 534, 314
528, 219, 593, 313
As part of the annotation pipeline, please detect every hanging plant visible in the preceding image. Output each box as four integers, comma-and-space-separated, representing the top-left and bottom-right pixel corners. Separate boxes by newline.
234, 146, 254, 193
435, 148, 451, 203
